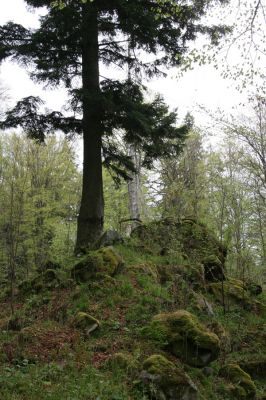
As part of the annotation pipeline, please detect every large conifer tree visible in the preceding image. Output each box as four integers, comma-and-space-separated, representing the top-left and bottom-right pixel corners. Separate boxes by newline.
0, 0, 229, 250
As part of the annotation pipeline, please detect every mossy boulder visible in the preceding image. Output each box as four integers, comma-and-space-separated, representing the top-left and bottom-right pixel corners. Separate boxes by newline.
132, 218, 227, 282
71, 246, 123, 282
72, 312, 99, 334
239, 359, 266, 379
219, 364, 256, 399
209, 278, 266, 314
144, 310, 220, 367
140, 354, 198, 400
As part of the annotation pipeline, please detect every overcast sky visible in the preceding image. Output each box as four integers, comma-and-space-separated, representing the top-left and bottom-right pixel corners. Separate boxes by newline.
0, 0, 262, 139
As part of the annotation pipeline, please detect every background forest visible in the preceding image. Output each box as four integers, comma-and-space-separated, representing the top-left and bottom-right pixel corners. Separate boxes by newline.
0, 97, 265, 286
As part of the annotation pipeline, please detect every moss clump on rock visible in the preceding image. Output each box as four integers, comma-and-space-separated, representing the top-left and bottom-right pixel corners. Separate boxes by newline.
209, 278, 266, 314
219, 363, 256, 399
144, 310, 220, 367
140, 354, 198, 400
132, 218, 227, 282
71, 246, 123, 282
72, 312, 99, 334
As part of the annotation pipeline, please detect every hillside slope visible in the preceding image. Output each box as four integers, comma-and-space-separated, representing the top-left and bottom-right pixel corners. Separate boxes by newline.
0, 219, 265, 400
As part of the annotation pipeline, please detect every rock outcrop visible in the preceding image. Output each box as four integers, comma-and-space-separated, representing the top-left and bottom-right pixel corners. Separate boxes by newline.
140, 354, 198, 400
144, 310, 220, 367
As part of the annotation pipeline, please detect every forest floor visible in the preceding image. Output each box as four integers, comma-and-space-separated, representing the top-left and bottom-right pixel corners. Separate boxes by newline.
0, 219, 265, 400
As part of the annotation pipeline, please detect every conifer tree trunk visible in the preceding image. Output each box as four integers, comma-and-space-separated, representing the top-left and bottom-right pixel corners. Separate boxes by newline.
76, 3, 104, 250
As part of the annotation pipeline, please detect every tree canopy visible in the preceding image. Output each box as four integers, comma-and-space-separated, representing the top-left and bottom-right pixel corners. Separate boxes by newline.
0, 0, 229, 249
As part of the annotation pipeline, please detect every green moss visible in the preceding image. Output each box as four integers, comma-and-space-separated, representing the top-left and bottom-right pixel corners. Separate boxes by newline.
71, 246, 123, 282
173, 219, 226, 267
99, 247, 124, 274
72, 312, 99, 334
144, 310, 220, 367
209, 278, 266, 314
132, 218, 227, 282
219, 364, 256, 399
141, 354, 198, 400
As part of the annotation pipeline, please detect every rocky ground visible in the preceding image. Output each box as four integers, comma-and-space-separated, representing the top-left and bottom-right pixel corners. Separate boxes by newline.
0, 218, 265, 399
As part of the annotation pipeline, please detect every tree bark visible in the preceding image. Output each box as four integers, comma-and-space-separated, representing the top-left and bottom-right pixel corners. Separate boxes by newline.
127, 144, 141, 232
76, 3, 104, 251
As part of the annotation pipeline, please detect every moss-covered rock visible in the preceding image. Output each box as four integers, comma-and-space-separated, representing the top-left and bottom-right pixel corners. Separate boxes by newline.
209, 278, 266, 314
72, 312, 99, 334
239, 359, 266, 379
219, 363, 256, 399
132, 218, 227, 282
144, 310, 220, 367
140, 354, 198, 400
71, 247, 123, 282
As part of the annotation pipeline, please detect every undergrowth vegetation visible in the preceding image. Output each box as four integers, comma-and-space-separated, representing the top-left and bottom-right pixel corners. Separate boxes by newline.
0, 219, 265, 399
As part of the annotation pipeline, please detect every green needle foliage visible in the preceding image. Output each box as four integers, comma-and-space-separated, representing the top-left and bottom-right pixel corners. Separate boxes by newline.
0, 0, 230, 249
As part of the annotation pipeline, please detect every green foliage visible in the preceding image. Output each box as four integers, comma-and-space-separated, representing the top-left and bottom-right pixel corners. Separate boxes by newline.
0, 133, 80, 284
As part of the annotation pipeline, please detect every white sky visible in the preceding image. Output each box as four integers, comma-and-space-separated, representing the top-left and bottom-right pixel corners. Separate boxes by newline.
0, 0, 263, 139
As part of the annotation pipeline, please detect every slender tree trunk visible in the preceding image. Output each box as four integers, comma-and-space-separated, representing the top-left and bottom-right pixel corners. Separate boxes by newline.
127, 144, 141, 232
76, 3, 104, 251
